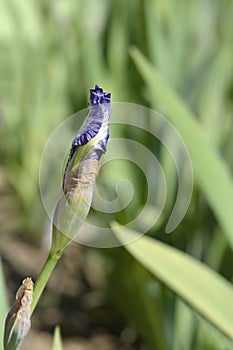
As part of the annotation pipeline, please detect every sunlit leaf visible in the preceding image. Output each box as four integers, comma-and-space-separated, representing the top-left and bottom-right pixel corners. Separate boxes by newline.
113, 225, 233, 340
52, 326, 63, 350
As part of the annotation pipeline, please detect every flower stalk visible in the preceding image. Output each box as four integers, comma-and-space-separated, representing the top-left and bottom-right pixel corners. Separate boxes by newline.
32, 85, 111, 313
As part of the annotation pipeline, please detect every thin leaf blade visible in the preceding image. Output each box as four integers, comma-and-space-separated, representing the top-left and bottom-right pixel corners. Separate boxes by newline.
113, 225, 233, 341
52, 326, 63, 350
0, 259, 9, 348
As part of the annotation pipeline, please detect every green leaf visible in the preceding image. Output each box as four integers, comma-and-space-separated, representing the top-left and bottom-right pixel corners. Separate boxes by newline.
112, 225, 233, 341
130, 47, 233, 248
52, 326, 63, 350
107, 247, 168, 350
173, 299, 196, 350
0, 258, 9, 348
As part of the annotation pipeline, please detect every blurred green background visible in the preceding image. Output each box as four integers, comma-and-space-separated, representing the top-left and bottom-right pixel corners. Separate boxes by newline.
0, 0, 233, 349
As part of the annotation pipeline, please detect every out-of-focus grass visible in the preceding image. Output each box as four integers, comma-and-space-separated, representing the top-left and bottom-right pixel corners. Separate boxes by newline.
0, 0, 233, 349
130, 47, 233, 248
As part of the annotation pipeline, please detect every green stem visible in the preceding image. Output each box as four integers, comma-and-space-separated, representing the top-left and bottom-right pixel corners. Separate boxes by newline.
30, 254, 60, 315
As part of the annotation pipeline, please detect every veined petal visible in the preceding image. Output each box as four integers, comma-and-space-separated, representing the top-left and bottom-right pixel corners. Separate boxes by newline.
51, 85, 111, 255
63, 85, 111, 194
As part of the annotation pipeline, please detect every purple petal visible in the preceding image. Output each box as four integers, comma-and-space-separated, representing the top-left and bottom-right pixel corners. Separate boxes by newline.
90, 85, 111, 105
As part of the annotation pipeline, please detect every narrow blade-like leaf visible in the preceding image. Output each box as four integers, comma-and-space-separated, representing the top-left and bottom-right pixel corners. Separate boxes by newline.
113, 225, 233, 341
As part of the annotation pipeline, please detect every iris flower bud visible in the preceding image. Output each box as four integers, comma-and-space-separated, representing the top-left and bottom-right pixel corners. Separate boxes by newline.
51, 86, 111, 256
4, 278, 33, 350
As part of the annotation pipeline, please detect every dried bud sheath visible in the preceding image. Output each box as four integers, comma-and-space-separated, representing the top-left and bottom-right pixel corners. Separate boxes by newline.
51, 86, 111, 255
4, 278, 33, 350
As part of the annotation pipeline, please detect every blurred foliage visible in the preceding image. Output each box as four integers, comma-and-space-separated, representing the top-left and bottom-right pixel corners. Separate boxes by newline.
0, 0, 233, 349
